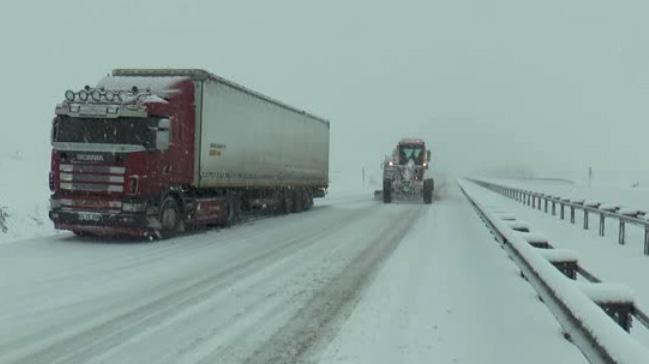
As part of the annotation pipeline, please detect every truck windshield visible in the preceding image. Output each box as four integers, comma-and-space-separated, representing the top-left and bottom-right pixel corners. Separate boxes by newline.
398, 145, 424, 165
53, 116, 158, 149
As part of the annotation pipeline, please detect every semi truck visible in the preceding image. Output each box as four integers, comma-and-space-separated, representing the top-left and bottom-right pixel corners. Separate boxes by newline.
381, 138, 434, 204
49, 69, 330, 238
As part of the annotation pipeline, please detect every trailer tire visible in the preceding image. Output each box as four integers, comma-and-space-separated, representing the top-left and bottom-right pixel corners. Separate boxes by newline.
159, 196, 182, 238
226, 195, 242, 226
304, 191, 314, 210
383, 179, 392, 203
423, 178, 434, 204
292, 189, 304, 213
281, 191, 293, 214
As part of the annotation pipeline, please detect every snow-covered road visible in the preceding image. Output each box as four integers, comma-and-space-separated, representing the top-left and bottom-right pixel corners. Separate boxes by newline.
0, 188, 584, 364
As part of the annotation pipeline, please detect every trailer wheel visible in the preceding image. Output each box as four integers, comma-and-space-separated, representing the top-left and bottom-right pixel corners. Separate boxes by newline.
423, 178, 434, 204
292, 189, 304, 213
304, 191, 314, 210
383, 179, 392, 203
281, 191, 293, 214
160, 196, 182, 238
226, 195, 242, 226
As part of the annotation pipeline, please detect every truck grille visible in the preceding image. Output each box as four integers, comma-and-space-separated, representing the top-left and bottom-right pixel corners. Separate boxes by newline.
59, 164, 125, 193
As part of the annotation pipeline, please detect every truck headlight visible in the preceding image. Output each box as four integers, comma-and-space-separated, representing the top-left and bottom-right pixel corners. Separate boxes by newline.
122, 202, 147, 213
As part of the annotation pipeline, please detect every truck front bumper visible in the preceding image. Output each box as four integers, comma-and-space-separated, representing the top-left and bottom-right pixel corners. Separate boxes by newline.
49, 210, 161, 237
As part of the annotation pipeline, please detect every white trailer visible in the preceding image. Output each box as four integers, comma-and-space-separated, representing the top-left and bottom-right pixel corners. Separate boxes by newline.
196, 76, 330, 189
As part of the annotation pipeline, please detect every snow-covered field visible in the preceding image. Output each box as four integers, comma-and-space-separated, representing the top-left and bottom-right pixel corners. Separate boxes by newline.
0, 184, 586, 364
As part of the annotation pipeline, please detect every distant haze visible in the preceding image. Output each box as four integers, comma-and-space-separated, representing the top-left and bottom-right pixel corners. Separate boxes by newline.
1, 0, 648, 186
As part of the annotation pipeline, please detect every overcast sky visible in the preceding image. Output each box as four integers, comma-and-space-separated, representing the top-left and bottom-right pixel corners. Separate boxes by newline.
1, 0, 648, 184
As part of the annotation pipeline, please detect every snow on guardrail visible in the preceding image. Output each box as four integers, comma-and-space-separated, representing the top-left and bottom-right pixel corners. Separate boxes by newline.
472, 179, 649, 254
459, 179, 649, 364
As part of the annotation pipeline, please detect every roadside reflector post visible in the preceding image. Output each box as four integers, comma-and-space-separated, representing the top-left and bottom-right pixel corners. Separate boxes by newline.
599, 213, 605, 236
619, 220, 626, 245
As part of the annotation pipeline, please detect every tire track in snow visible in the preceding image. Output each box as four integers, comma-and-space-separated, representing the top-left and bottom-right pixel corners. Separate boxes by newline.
239, 205, 425, 364
1, 205, 375, 364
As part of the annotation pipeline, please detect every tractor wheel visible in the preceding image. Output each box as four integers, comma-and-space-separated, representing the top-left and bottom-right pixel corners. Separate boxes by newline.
383, 179, 392, 203
423, 178, 434, 204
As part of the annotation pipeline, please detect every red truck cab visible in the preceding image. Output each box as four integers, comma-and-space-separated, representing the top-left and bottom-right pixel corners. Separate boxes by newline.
49, 76, 207, 237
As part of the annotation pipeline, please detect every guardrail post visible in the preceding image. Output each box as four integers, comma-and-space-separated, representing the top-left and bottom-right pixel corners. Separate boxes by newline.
552, 201, 556, 216
584, 210, 589, 230
570, 206, 575, 224
645, 225, 649, 255
599, 213, 605, 236
531, 195, 536, 208
560, 203, 565, 220
599, 303, 633, 332
619, 220, 626, 245
544, 199, 548, 213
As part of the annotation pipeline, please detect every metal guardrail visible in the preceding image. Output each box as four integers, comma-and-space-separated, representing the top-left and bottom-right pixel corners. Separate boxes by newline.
471, 179, 649, 255
459, 180, 649, 364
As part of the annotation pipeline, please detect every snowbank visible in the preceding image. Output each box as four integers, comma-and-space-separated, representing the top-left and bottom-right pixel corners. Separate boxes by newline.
0, 151, 56, 243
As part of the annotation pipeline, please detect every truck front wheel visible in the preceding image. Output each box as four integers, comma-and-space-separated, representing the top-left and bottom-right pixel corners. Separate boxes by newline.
159, 196, 183, 238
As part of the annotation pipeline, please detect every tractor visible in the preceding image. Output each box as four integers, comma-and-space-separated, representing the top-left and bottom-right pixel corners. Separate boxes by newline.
382, 138, 435, 204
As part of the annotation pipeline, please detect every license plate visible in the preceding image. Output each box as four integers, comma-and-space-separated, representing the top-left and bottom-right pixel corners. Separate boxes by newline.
78, 212, 102, 222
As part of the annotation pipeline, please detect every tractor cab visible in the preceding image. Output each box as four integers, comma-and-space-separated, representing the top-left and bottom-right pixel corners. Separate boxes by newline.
395, 139, 430, 168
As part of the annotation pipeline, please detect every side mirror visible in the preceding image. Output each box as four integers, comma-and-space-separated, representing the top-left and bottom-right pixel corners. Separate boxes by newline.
51, 117, 60, 145
155, 118, 171, 151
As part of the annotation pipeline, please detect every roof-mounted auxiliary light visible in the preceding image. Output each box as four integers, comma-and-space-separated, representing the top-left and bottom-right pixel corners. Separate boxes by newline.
91, 90, 102, 101
64, 90, 76, 102
78, 90, 89, 101
105, 90, 115, 101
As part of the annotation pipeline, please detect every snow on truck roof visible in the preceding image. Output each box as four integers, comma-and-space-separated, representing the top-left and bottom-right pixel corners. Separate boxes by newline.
97, 76, 189, 99
109, 69, 330, 126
